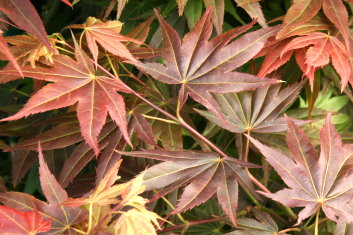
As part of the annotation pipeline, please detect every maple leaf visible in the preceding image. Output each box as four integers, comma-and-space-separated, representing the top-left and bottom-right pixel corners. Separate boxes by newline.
260, 32, 351, 90
248, 113, 353, 224
234, 0, 268, 28
0, 145, 85, 234
0, 205, 51, 234
281, 32, 351, 90
276, 0, 322, 40
60, 0, 72, 6
69, 16, 142, 64
121, 149, 259, 226
196, 82, 306, 135
125, 16, 157, 59
226, 209, 287, 235
0, 38, 132, 155
0, 0, 54, 52
59, 117, 132, 187
134, 8, 280, 120
0, 30, 23, 77
0, 34, 59, 68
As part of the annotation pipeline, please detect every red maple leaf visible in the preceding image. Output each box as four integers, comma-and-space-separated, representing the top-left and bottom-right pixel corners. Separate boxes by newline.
0, 39, 132, 155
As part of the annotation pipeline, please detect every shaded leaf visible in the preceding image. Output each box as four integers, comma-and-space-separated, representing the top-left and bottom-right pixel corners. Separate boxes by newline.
12, 121, 82, 151
12, 150, 36, 186
226, 209, 284, 235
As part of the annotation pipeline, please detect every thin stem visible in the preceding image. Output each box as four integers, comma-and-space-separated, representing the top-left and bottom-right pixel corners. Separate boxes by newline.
304, 211, 317, 228
142, 114, 179, 125
314, 208, 320, 235
306, 218, 328, 231
86, 202, 93, 234
244, 129, 251, 162
279, 228, 301, 233
106, 53, 119, 78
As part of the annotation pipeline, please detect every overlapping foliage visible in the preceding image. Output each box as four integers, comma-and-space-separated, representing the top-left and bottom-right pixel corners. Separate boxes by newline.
1, 0, 353, 234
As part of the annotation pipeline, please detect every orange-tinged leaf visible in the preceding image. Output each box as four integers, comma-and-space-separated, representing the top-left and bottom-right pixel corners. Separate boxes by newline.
0, 205, 51, 234
0, 30, 23, 77
248, 114, 353, 224
281, 32, 351, 90
276, 0, 322, 40
0, 0, 54, 52
74, 17, 142, 64
117, 0, 129, 19
234, 0, 267, 28
0, 191, 85, 234
0, 38, 132, 155
0, 34, 59, 68
322, 0, 350, 52
257, 38, 293, 77
60, 0, 72, 6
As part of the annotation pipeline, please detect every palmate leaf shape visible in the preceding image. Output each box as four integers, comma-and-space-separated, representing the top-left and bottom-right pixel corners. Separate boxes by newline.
196, 82, 305, 135
133, 8, 280, 118
0, 205, 51, 234
226, 209, 287, 235
276, 0, 350, 51
0, 34, 59, 68
0, 30, 23, 77
0, 37, 132, 155
121, 149, 259, 226
0, 0, 53, 52
69, 16, 142, 64
0, 145, 85, 234
248, 113, 353, 224
260, 32, 351, 90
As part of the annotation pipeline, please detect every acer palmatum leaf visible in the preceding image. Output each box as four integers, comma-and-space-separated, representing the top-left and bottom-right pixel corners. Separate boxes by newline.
0, 34, 59, 68
60, 0, 72, 6
121, 149, 259, 226
226, 209, 282, 235
133, 8, 280, 120
248, 113, 353, 224
69, 16, 142, 64
0, 30, 23, 77
234, 0, 268, 28
0, 0, 54, 52
0, 38, 132, 155
0, 205, 51, 234
281, 32, 351, 90
197, 82, 306, 134
276, 0, 322, 40
322, 0, 350, 52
